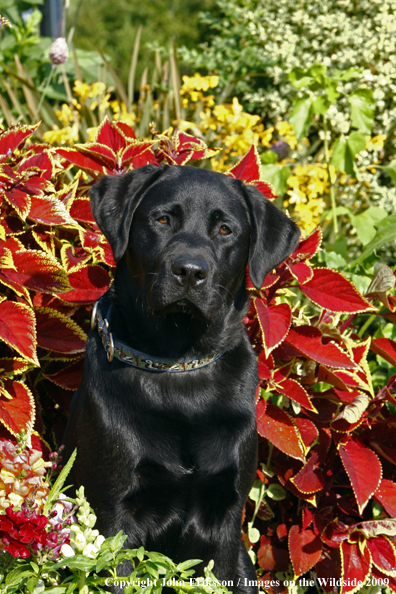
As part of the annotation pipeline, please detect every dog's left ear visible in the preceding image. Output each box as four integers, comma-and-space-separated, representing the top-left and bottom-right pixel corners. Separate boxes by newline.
90, 165, 165, 261
243, 185, 300, 290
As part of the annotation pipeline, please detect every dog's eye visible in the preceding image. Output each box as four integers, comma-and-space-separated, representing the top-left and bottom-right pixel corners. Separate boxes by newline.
157, 216, 170, 225
219, 224, 231, 236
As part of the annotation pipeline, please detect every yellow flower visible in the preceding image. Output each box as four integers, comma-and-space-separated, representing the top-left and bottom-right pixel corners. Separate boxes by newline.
43, 123, 79, 146
366, 134, 386, 151
276, 121, 298, 150
286, 164, 328, 231
55, 103, 75, 126
73, 80, 91, 103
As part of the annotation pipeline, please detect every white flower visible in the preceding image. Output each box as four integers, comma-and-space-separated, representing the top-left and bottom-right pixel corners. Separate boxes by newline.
61, 544, 75, 558
83, 543, 99, 558
94, 535, 105, 549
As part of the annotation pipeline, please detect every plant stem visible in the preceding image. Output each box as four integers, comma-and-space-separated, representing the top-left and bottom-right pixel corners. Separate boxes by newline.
323, 114, 338, 236
33, 66, 55, 123
358, 313, 376, 338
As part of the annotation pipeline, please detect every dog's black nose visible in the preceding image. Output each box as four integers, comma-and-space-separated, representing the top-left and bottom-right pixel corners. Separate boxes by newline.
171, 257, 209, 287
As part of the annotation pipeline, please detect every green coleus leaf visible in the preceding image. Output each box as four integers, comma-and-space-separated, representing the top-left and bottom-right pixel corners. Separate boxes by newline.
349, 88, 375, 133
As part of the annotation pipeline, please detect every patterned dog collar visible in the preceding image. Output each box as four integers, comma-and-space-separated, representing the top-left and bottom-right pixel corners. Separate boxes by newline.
91, 299, 225, 372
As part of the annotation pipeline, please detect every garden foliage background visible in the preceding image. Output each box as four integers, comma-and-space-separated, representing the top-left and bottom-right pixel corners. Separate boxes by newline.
1, 0, 396, 593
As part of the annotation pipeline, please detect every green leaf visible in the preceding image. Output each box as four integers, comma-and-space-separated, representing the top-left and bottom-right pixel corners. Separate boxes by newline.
325, 251, 347, 269
308, 63, 327, 83
330, 132, 366, 175
95, 550, 113, 573
350, 206, 388, 246
261, 164, 291, 196
330, 135, 348, 172
106, 530, 128, 553
248, 524, 260, 544
347, 131, 367, 158
51, 555, 96, 572
5, 567, 33, 587
249, 479, 263, 503
312, 95, 329, 115
288, 67, 314, 89
266, 483, 287, 500
41, 588, 67, 594
43, 448, 77, 516
289, 94, 313, 139
377, 160, 396, 185
350, 215, 396, 266
177, 559, 203, 571
349, 88, 375, 133
261, 150, 278, 164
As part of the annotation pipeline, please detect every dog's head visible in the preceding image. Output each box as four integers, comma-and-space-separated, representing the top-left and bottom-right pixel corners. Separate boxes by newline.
90, 165, 300, 321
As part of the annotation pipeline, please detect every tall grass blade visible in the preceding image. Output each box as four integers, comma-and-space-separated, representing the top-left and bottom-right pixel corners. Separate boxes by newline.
94, 46, 128, 106
3, 81, 28, 123
170, 44, 181, 121
127, 24, 143, 112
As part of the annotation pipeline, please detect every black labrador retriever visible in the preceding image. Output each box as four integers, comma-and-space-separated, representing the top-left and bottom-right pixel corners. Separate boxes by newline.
64, 164, 300, 592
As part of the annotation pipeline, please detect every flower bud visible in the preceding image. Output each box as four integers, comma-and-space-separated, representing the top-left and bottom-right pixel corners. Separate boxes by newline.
49, 38, 69, 65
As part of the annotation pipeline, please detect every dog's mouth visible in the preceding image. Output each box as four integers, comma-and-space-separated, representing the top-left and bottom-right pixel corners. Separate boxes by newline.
147, 298, 209, 320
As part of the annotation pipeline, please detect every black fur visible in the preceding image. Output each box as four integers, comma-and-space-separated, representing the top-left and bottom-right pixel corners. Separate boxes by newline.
64, 165, 300, 592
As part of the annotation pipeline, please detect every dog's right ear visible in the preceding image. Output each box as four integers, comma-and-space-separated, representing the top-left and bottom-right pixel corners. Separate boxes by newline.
90, 165, 165, 261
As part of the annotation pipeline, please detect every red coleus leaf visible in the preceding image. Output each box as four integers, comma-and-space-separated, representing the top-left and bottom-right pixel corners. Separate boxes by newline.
76, 143, 116, 169
370, 338, 396, 367
69, 198, 96, 224
18, 151, 54, 180
156, 130, 212, 166
288, 524, 323, 578
292, 226, 322, 262
339, 438, 382, 514
3, 186, 31, 220
276, 378, 317, 412
374, 479, 396, 518
2, 249, 70, 295
227, 145, 261, 184
0, 301, 38, 365
60, 245, 91, 272
35, 307, 87, 353
366, 536, 396, 576
288, 262, 313, 284
294, 418, 318, 449
285, 326, 356, 369
300, 268, 373, 313
43, 357, 84, 390
0, 358, 31, 376
315, 549, 342, 593
368, 423, 396, 466
95, 118, 130, 152
121, 142, 157, 168
28, 195, 76, 227
254, 299, 291, 355
257, 403, 305, 461
0, 380, 35, 436
252, 180, 277, 200
0, 124, 38, 162
57, 265, 110, 304
257, 536, 290, 572
291, 450, 326, 494
372, 566, 396, 593
55, 148, 105, 175
340, 541, 371, 594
